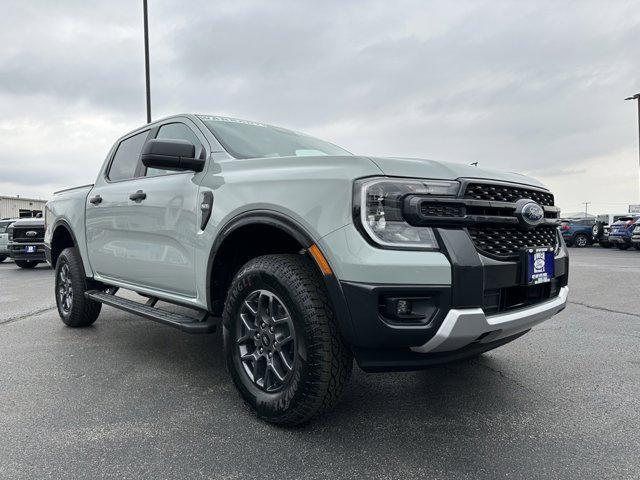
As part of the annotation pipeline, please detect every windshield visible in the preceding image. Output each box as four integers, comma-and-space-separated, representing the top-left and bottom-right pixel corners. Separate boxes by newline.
198, 115, 351, 159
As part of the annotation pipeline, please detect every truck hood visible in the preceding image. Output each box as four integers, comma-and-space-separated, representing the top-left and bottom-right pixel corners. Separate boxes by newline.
366, 156, 546, 189
9, 218, 44, 228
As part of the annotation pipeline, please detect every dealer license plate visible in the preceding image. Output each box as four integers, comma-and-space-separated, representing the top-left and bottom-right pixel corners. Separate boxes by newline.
25, 245, 36, 253
524, 247, 554, 285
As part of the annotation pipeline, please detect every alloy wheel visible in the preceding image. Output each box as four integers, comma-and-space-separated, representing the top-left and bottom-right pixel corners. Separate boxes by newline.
57, 262, 73, 314
236, 289, 296, 393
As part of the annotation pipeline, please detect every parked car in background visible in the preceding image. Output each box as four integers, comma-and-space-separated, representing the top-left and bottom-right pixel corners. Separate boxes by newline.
0, 218, 18, 262
593, 214, 629, 248
631, 219, 640, 250
560, 218, 594, 247
608, 215, 640, 250
7, 217, 46, 268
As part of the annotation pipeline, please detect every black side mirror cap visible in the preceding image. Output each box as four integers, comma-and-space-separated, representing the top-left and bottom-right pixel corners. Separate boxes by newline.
141, 139, 205, 172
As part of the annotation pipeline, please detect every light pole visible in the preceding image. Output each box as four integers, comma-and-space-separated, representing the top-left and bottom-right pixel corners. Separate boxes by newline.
625, 93, 640, 202
143, 0, 151, 124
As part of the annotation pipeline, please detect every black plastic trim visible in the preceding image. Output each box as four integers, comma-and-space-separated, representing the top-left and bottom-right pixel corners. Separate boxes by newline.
49, 219, 80, 268
205, 210, 355, 341
340, 281, 451, 348
435, 228, 484, 307
353, 330, 529, 372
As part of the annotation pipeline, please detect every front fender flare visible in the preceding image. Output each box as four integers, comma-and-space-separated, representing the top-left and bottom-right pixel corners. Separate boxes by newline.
205, 210, 356, 343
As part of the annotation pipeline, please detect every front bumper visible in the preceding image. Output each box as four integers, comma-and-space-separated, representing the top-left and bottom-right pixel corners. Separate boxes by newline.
631, 234, 640, 244
323, 225, 569, 371
412, 286, 568, 353
8, 242, 46, 262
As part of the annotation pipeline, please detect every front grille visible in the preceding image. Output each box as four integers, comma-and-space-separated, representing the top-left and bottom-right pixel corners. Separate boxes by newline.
464, 183, 554, 206
419, 202, 464, 217
468, 225, 557, 258
11, 227, 45, 242
483, 280, 561, 316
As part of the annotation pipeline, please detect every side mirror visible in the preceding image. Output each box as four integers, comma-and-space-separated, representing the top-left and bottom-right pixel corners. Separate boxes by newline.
141, 139, 205, 172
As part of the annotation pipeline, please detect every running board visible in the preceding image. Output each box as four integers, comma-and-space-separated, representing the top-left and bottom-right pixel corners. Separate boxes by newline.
85, 290, 218, 334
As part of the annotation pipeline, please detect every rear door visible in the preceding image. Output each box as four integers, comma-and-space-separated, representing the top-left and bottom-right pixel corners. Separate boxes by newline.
86, 128, 153, 283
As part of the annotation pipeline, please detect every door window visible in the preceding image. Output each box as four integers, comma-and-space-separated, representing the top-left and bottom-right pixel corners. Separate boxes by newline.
107, 130, 149, 181
146, 123, 203, 177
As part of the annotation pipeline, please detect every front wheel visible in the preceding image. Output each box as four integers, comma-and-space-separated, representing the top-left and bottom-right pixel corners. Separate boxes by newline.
616, 243, 630, 250
223, 254, 352, 426
55, 247, 102, 327
15, 260, 38, 269
0, 255, 7, 263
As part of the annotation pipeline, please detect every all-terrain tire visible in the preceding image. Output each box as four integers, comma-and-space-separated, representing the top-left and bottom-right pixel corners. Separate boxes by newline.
55, 247, 102, 327
223, 254, 352, 426
15, 260, 38, 268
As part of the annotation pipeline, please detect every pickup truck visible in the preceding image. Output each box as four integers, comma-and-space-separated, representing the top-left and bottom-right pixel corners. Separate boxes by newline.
45, 114, 569, 425
7, 217, 46, 268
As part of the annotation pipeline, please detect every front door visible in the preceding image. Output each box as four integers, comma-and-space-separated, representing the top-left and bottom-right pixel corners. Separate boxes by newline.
86, 120, 209, 297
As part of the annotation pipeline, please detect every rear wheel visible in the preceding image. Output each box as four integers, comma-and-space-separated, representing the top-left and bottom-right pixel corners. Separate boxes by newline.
223, 254, 352, 426
55, 247, 102, 327
15, 260, 38, 269
573, 234, 589, 248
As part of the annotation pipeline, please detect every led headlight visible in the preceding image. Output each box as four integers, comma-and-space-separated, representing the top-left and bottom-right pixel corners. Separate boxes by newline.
353, 177, 460, 249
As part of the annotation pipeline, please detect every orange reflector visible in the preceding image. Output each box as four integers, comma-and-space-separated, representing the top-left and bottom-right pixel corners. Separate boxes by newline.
308, 244, 333, 276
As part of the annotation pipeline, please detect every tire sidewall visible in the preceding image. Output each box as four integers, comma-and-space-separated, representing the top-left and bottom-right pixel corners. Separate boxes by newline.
223, 265, 316, 421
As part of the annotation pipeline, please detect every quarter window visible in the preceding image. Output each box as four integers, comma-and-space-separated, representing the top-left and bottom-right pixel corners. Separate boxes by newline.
108, 131, 149, 181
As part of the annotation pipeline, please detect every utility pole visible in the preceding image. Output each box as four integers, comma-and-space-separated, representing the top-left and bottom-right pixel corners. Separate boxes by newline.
625, 93, 640, 202
583, 202, 591, 218
143, 0, 151, 124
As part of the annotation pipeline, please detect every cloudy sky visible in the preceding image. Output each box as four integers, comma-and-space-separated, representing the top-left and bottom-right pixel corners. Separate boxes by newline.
1, 0, 640, 215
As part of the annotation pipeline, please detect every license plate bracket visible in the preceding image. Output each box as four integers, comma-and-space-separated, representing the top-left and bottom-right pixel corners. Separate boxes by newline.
522, 247, 554, 285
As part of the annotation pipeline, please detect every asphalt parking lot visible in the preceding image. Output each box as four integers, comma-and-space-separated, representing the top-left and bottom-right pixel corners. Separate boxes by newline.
1, 248, 639, 480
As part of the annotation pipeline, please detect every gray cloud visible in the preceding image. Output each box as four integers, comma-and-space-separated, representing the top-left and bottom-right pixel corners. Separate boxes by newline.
1, 0, 639, 213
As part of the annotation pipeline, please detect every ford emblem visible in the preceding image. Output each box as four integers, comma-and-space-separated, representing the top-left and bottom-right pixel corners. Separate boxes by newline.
515, 199, 544, 229
25, 230, 38, 237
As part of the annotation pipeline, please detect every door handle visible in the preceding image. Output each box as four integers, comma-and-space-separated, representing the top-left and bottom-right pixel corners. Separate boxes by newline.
129, 190, 147, 202
89, 195, 102, 205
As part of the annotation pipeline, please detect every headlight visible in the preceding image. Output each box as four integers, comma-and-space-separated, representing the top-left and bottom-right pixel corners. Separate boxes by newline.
353, 177, 460, 249
7, 226, 13, 241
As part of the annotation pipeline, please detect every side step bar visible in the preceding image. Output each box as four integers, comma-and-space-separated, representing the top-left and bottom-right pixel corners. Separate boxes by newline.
85, 290, 219, 334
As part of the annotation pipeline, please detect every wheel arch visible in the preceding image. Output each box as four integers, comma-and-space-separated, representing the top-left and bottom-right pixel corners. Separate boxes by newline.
50, 219, 79, 268
206, 210, 355, 342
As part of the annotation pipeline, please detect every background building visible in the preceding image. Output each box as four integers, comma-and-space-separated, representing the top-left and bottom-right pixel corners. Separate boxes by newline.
0, 195, 47, 219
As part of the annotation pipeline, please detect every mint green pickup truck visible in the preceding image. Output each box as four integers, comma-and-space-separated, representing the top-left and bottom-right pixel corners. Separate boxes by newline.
45, 114, 569, 425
